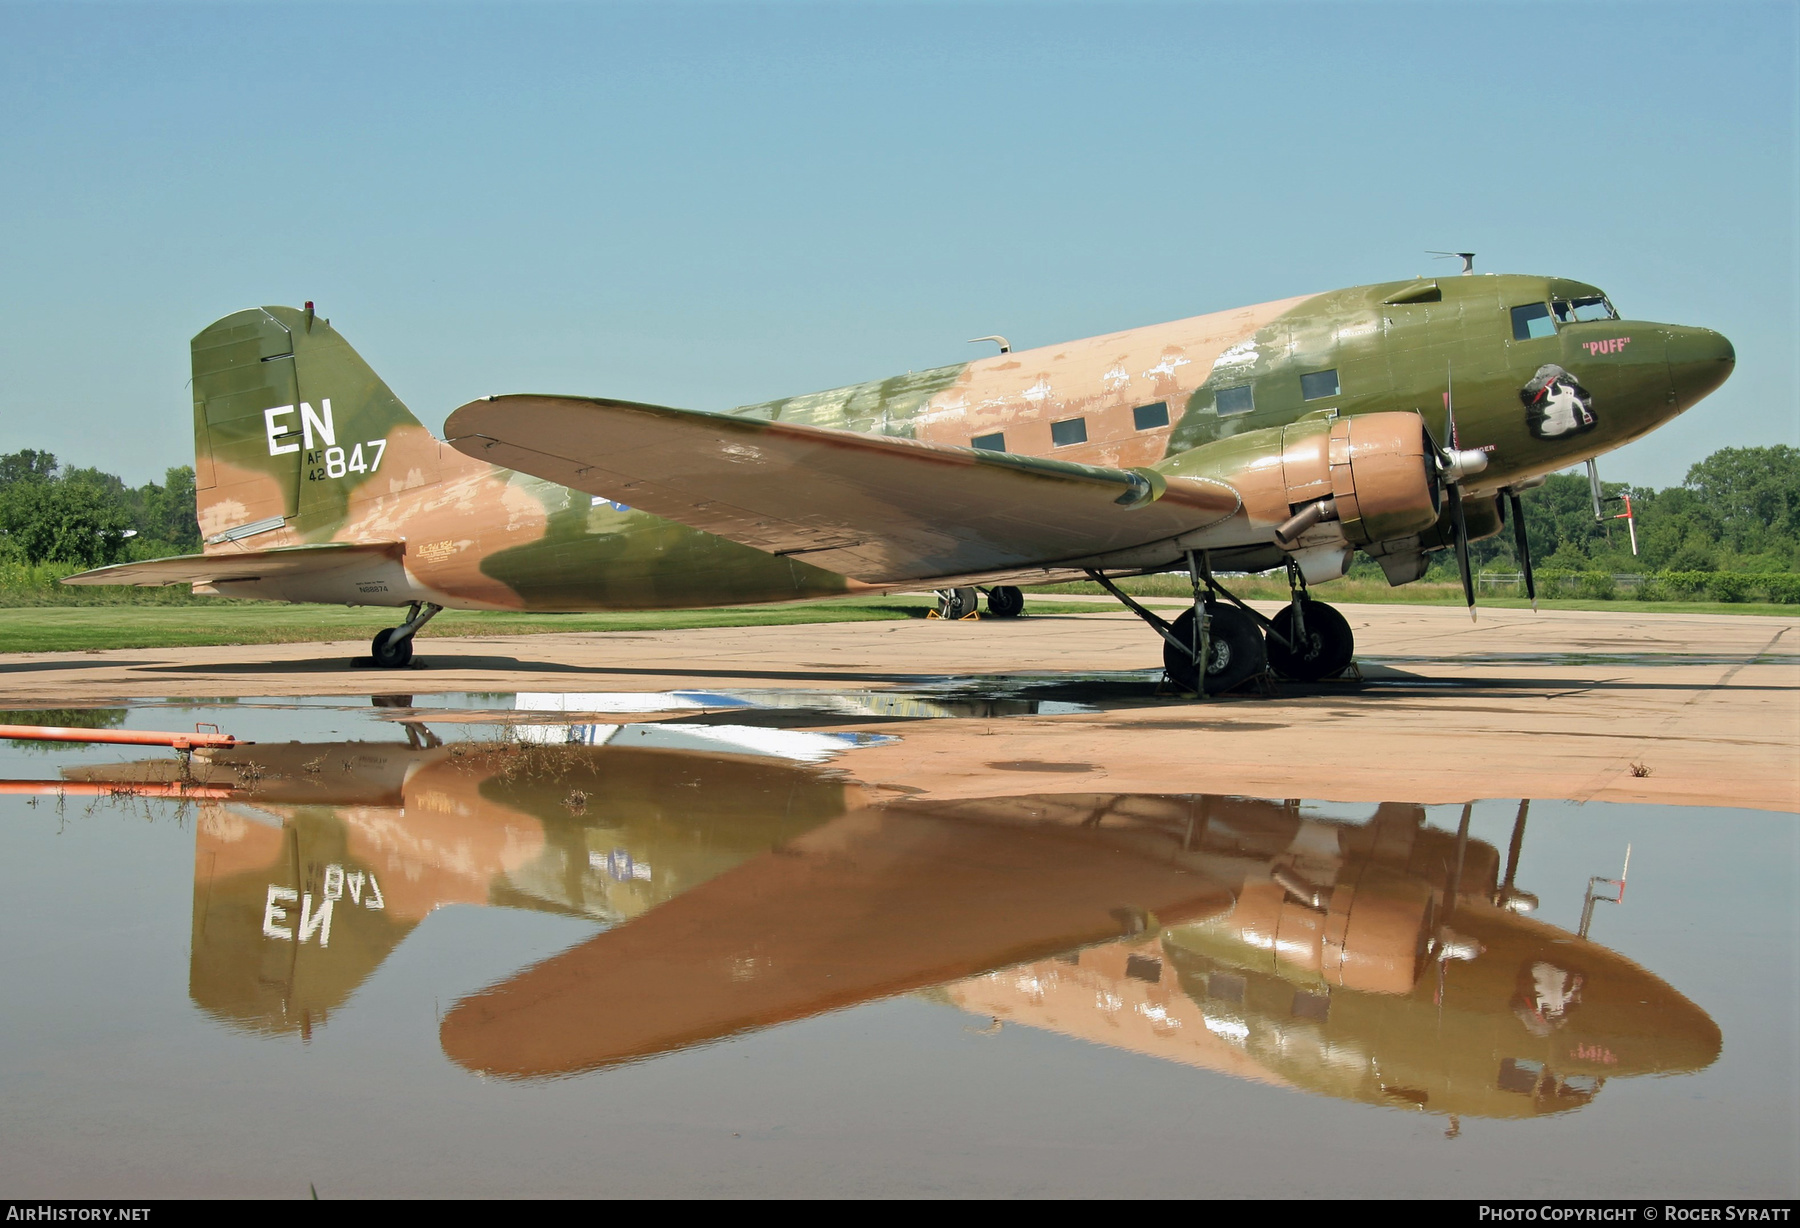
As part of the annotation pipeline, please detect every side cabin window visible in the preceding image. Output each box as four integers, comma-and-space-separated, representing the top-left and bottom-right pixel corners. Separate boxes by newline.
1050, 417, 1088, 447
971, 432, 1005, 452
1511, 302, 1557, 341
1132, 402, 1170, 430
1554, 295, 1619, 324
1299, 370, 1340, 401
1216, 385, 1254, 416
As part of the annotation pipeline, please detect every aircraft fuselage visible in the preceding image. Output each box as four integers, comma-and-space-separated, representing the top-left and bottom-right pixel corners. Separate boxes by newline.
169, 273, 1732, 613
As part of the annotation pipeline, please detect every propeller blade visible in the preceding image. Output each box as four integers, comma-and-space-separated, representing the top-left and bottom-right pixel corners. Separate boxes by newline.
1450, 801, 1473, 899
1501, 798, 1529, 898
1444, 365, 1458, 449
1440, 370, 1476, 621
1508, 490, 1537, 610
1448, 483, 1475, 621
1441, 799, 1475, 927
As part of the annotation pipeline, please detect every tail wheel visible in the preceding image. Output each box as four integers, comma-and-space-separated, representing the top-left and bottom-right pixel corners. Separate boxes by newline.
1163, 604, 1266, 694
1266, 598, 1354, 681
370, 628, 414, 669
986, 585, 1025, 618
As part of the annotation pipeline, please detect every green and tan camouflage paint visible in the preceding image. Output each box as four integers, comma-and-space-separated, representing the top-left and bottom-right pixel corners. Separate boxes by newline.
727, 292, 1308, 470
1167, 275, 1693, 482
180, 273, 1730, 612
191, 307, 860, 611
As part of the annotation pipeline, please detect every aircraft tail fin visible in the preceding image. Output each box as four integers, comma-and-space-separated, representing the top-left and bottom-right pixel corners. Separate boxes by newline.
189, 305, 438, 545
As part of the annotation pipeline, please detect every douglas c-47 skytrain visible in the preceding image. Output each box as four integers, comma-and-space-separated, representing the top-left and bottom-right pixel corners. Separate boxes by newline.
70, 268, 1734, 690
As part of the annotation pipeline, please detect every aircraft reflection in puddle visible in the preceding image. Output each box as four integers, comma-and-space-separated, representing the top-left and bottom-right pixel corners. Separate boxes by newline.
53, 730, 1717, 1119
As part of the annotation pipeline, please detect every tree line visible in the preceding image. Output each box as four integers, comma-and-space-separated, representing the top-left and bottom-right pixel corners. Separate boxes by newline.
0, 450, 201, 567
1448, 444, 1800, 578
2, 442, 1795, 579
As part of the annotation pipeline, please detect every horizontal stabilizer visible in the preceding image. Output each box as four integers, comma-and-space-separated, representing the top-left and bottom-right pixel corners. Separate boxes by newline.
62, 541, 404, 587
445, 395, 1239, 584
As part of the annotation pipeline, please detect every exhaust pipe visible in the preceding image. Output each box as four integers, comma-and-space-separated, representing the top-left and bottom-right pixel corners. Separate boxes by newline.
1274, 497, 1339, 547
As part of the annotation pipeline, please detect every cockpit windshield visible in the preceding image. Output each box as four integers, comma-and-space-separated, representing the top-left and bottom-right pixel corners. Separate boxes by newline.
1553, 295, 1619, 324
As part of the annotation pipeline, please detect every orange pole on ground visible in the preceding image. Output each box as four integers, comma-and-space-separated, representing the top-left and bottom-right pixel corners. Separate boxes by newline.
0, 725, 239, 750
0, 781, 235, 799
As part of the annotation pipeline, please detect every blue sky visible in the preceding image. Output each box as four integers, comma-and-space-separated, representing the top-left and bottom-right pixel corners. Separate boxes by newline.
1, 0, 1794, 488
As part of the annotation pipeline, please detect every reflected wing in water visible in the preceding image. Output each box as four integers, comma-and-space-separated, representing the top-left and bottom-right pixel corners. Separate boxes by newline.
441, 794, 1235, 1078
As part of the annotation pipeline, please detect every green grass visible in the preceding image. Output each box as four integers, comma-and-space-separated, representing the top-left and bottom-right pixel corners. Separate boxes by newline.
1023, 575, 1799, 617
0, 596, 1119, 654
0, 560, 221, 606
4, 583, 1790, 655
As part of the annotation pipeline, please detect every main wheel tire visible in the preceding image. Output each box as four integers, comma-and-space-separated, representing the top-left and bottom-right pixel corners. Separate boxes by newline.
1162, 604, 1267, 694
986, 585, 1024, 618
370, 628, 414, 669
1266, 598, 1354, 681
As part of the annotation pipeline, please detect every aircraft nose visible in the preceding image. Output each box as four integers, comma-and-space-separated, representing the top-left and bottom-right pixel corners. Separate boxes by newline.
1585, 973, 1722, 1080
1667, 326, 1735, 407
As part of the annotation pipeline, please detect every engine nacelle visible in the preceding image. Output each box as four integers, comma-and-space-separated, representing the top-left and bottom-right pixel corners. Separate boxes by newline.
1173, 862, 1434, 996
1275, 412, 1443, 546
1159, 411, 1443, 551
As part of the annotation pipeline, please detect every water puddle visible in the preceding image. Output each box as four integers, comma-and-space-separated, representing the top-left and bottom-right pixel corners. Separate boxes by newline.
11, 680, 1110, 729
512, 685, 1101, 720
0, 697, 1792, 1197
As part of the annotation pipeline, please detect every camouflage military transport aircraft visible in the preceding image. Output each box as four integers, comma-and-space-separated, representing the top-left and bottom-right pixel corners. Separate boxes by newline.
68, 271, 1734, 690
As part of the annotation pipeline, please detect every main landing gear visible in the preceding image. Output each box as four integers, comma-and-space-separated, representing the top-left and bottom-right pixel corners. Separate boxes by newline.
985, 585, 1025, 618
1265, 593, 1354, 682
930, 585, 1025, 620
1087, 556, 1355, 695
931, 587, 980, 620
369, 601, 443, 669
1157, 604, 1265, 694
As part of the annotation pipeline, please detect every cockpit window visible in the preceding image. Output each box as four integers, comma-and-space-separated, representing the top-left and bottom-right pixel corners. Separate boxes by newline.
1511, 303, 1557, 341
1553, 295, 1619, 323
1498, 1057, 1543, 1094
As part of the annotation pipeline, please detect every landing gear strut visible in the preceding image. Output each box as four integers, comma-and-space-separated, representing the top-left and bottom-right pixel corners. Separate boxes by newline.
370, 601, 443, 669
930, 585, 1025, 620
931, 587, 980, 620
1264, 562, 1354, 681
1161, 604, 1265, 693
1088, 555, 1358, 692
1086, 552, 1267, 696
1266, 598, 1353, 680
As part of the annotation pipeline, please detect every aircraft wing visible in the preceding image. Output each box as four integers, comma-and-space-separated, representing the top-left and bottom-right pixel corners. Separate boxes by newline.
440, 797, 1233, 1079
444, 395, 1240, 583
62, 541, 405, 587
